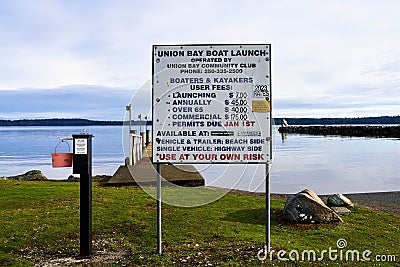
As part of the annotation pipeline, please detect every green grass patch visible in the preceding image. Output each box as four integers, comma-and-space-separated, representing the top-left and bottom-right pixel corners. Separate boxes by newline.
0, 180, 398, 266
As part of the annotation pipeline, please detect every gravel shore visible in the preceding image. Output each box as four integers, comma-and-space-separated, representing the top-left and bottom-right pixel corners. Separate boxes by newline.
341, 191, 399, 215
225, 189, 400, 215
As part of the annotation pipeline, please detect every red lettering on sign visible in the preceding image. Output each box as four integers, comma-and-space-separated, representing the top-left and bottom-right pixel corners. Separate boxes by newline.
192, 154, 217, 161
219, 154, 240, 160
158, 154, 176, 160
243, 154, 264, 160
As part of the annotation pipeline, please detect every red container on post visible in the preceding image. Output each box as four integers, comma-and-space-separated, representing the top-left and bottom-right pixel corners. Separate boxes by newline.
52, 141, 73, 167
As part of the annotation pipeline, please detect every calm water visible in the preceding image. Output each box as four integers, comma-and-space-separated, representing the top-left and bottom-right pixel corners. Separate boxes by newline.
0, 125, 399, 194
0, 126, 125, 180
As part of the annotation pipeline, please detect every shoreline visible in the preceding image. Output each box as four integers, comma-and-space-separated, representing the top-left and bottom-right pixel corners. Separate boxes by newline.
2, 173, 399, 215
210, 187, 400, 216
8, 176, 399, 195
278, 125, 400, 138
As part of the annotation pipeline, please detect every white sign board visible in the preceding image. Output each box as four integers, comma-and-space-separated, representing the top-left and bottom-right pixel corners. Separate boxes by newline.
152, 44, 271, 164
74, 138, 88, 155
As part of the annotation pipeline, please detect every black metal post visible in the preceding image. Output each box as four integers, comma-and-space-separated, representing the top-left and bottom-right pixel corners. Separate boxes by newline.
73, 134, 93, 258
80, 172, 92, 258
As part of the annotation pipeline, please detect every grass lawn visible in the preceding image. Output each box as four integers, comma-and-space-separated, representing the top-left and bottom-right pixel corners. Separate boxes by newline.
0, 180, 398, 266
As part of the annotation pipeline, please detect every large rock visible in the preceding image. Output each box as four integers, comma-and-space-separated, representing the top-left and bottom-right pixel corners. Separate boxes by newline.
327, 193, 354, 208
67, 175, 80, 182
6, 170, 47, 181
331, 207, 351, 216
283, 189, 342, 223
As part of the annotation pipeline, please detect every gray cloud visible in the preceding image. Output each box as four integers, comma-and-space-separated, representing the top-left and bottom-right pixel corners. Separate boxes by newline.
1, 1, 400, 118
0, 85, 134, 120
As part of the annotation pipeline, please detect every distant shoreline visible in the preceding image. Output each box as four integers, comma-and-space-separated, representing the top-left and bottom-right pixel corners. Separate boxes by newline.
0, 118, 150, 127
0, 116, 399, 126
277, 116, 400, 125
278, 125, 400, 138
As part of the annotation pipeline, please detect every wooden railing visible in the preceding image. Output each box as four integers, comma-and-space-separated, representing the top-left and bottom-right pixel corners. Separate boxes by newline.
128, 130, 150, 165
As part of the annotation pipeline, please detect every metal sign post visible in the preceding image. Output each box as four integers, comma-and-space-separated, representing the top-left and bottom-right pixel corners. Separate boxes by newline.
156, 163, 162, 255
73, 134, 93, 258
265, 163, 271, 253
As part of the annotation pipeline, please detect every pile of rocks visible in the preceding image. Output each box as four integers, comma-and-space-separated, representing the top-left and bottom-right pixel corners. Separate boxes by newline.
282, 189, 354, 224
2, 170, 48, 181
327, 193, 354, 216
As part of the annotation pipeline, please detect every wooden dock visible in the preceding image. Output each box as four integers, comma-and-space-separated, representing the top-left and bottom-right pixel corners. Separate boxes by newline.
278, 125, 400, 138
106, 143, 205, 187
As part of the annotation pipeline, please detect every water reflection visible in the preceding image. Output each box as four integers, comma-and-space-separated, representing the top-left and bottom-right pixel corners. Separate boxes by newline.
1, 126, 399, 194
198, 128, 400, 194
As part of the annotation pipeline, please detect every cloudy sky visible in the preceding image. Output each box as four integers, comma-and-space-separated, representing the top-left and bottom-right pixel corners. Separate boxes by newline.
1, 0, 400, 120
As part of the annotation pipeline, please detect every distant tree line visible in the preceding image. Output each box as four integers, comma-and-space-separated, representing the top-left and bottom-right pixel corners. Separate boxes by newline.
0, 119, 150, 126
273, 116, 400, 125
1, 116, 399, 126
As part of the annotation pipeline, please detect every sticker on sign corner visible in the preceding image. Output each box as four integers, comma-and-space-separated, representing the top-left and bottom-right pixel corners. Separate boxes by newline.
75, 139, 88, 154
252, 100, 270, 113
